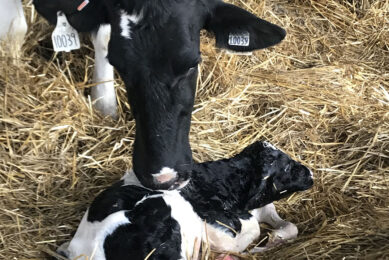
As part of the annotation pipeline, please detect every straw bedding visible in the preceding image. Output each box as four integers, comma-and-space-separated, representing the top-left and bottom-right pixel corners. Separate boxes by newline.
0, 0, 388, 259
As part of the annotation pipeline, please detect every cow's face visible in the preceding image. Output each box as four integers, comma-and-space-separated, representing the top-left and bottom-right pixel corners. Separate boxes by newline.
246, 142, 314, 209
105, 0, 286, 190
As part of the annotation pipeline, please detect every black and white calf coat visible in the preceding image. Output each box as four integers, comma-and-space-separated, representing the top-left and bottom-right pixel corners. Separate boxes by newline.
31, 0, 287, 190
58, 141, 314, 260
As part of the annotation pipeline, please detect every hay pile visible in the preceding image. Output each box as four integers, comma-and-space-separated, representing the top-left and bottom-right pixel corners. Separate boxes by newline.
1, 0, 388, 259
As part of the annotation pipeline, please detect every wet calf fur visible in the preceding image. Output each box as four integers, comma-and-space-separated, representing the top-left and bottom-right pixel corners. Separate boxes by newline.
58, 141, 313, 259
32, 0, 286, 189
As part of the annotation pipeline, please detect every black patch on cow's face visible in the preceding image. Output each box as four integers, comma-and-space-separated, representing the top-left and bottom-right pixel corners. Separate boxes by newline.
245, 141, 314, 210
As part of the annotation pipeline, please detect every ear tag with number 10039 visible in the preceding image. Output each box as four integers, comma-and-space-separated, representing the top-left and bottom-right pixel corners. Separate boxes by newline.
51, 12, 81, 52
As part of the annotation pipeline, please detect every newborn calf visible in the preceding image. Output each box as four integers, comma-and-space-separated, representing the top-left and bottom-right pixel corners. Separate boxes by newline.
58, 141, 313, 259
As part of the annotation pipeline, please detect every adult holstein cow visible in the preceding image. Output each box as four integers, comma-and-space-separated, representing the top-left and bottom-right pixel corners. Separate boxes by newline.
34, 0, 286, 189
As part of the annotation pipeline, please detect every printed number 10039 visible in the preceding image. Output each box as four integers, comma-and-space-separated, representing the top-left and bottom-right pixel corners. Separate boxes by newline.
53, 33, 78, 49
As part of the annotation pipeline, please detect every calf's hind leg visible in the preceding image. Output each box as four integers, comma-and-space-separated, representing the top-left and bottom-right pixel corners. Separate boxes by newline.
250, 203, 298, 252
91, 24, 117, 119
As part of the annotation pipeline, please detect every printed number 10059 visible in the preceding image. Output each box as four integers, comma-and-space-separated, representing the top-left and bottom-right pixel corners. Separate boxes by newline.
228, 33, 250, 47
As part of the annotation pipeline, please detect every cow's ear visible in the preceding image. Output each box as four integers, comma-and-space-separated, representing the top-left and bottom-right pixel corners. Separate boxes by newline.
205, 3, 286, 52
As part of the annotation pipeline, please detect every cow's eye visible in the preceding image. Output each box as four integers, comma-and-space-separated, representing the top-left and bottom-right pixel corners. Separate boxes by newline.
172, 65, 198, 87
186, 66, 197, 75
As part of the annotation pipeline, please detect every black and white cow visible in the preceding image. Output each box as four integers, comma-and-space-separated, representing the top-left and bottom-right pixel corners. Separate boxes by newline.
0, 0, 117, 117
57, 141, 314, 259
21, 0, 286, 189
32, 0, 118, 118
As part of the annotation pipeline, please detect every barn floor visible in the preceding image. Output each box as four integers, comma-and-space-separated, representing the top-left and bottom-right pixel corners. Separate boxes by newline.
1, 0, 388, 259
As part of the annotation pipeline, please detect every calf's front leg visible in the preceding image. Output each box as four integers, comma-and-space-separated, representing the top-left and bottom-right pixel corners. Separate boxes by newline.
250, 203, 298, 253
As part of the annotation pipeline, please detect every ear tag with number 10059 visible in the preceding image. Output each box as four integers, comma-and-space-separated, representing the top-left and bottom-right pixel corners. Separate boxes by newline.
228, 31, 250, 47
51, 12, 81, 52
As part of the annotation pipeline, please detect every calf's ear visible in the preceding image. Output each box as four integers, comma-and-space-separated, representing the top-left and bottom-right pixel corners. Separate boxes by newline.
204, 3, 286, 52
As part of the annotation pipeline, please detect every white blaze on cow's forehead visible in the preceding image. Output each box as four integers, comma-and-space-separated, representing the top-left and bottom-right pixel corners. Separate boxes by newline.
65, 210, 130, 260
162, 190, 204, 259
152, 167, 177, 183
119, 9, 142, 39
263, 141, 279, 151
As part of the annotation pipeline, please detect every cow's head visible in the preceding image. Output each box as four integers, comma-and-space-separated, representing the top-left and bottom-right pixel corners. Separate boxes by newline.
33, 0, 108, 32
245, 141, 314, 210
35, 0, 287, 190
105, 0, 286, 189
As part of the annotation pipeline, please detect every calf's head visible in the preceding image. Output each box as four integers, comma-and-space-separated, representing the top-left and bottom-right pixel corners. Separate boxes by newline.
246, 141, 314, 209
106, 0, 286, 189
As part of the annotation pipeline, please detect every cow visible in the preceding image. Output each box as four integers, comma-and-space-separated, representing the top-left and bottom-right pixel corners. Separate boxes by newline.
0, 0, 117, 117
33, 0, 118, 118
0, 0, 28, 58
57, 141, 314, 259
29, 0, 286, 189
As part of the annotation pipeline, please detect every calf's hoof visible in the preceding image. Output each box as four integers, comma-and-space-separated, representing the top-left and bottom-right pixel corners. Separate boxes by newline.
56, 242, 70, 259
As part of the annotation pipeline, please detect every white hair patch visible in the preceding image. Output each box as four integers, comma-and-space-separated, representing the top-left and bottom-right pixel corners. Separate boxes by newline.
263, 141, 279, 151
119, 9, 142, 39
152, 167, 177, 184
